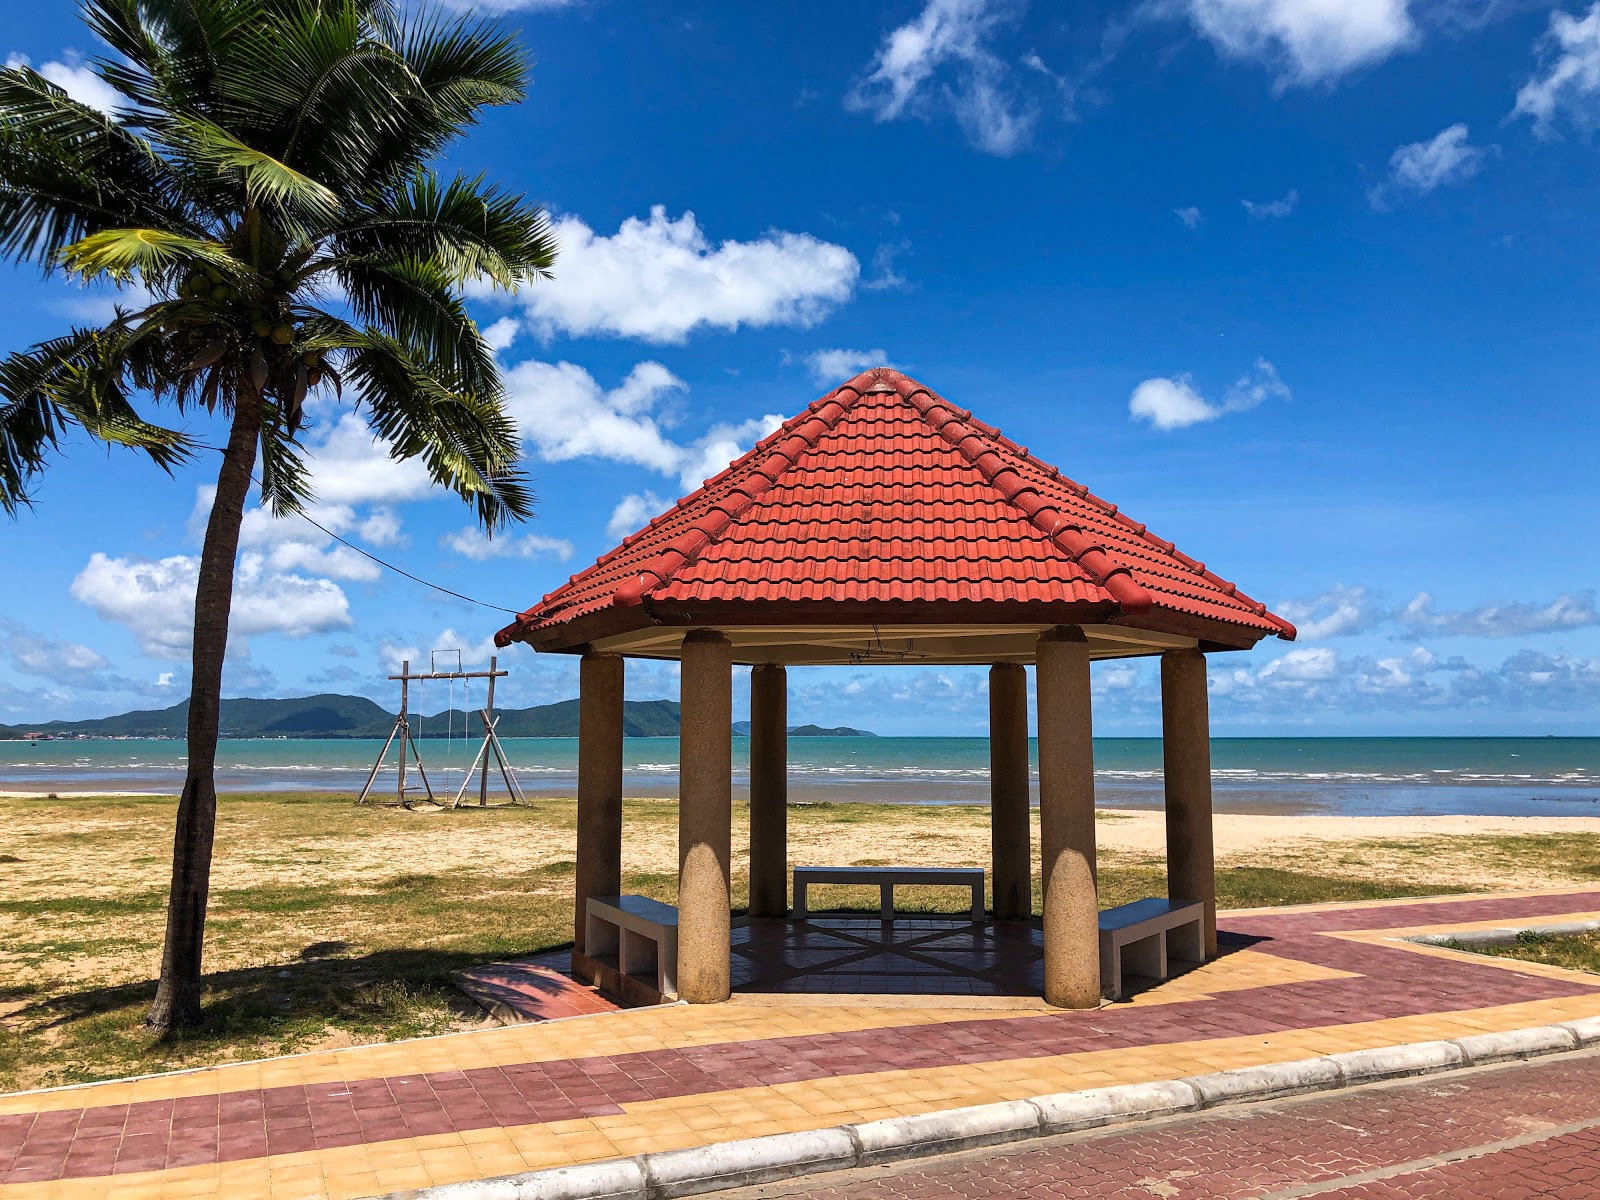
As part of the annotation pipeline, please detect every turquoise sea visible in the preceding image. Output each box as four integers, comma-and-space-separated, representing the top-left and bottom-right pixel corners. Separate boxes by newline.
2, 736, 1597, 817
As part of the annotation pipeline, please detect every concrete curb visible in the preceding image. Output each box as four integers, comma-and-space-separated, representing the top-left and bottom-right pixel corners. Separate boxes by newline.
1407, 918, 1600, 948
382, 1019, 1600, 1200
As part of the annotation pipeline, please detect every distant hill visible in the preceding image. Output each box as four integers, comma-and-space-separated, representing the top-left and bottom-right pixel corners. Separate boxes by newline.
730, 721, 875, 737
1, 695, 868, 740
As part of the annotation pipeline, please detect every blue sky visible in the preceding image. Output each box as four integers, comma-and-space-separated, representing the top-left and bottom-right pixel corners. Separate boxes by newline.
3, 0, 1599, 737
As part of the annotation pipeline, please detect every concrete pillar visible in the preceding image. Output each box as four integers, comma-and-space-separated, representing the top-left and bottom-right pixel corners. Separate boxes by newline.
1162, 648, 1217, 957
678, 629, 733, 1003
748, 663, 788, 918
574, 652, 624, 955
988, 663, 1031, 921
1035, 627, 1100, 1009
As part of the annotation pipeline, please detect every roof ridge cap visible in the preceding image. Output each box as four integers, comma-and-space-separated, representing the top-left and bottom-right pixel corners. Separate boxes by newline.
899, 384, 1156, 617
610, 377, 871, 609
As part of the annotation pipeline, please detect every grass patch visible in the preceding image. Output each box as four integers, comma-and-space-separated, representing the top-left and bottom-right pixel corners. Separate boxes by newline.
1461, 929, 1600, 975
0, 790, 1592, 1092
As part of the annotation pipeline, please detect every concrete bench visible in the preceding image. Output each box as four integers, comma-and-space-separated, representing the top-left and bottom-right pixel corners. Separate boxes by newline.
1098, 897, 1205, 1000
793, 866, 985, 920
585, 895, 679, 1002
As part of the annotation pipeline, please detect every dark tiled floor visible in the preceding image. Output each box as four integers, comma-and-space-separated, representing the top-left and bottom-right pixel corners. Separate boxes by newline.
732, 915, 1045, 995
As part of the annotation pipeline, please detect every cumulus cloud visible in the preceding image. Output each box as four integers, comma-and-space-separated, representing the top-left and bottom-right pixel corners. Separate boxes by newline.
1209, 641, 1600, 715
1183, 0, 1415, 87
1275, 584, 1382, 640
846, 0, 1036, 156
437, 0, 575, 12
441, 527, 574, 562
1370, 124, 1486, 208
0, 620, 137, 694
70, 552, 351, 659
1242, 188, 1299, 218
504, 207, 858, 344
1129, 358, 1289, 430
1513, 2, 1600, 135
300, 412, 435, 506
503, 358, 782, 490
606, 492, 669, 540
5, 51, 121, 116
191, 487, 392, 583
802, 347, 895, 385
1174, 206, 1203, 228
1396, 591, 1600, 639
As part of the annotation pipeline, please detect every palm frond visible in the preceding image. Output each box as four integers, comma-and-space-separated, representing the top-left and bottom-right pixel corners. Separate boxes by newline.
58, 228, 243, 284
338, 169, 554, 290
175, 114, 340, 225
0, 326, 193, 514
255, 399, 313, 515
343, 330, 532, 529
0, 66, 199, 265
336, 254, 497, 395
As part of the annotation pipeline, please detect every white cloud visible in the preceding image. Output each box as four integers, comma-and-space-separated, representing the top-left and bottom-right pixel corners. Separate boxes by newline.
505, 207, 858, 344
1276, 584, 1381, 640
1257, 645, 1342, 683
0, 620, 133, 693
1174, 206, 1203, 228
481, 316, 520, 352
845, 0, 1037, 156
863, 241, 912, 291
379, 628, 500, 677
1129, 377, 1216, 431
503, 358, 783, 490
70, 552, 351, 659
5, 51, 121, 116
1371, 124, 1485, 208
606, 492, 669, 540
192, 488, 384, 583
1184, 0, 1416, 87
1242, 188, 1299, 218
1129, 358, 1288, 430
437, 0, 575, 11
155, 671, 174, 688
1397, 591, 1600, 638
301, 412, 436, 506
441, 527, 574, 561
1513, 2, 1600, 136
803, 347, 894, 385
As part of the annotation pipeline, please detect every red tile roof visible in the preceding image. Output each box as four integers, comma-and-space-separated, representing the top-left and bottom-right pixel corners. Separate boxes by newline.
496, 369, 1296, 650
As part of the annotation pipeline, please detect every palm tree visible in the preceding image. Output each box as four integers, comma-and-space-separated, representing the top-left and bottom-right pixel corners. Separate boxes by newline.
0, 0, 555, 1033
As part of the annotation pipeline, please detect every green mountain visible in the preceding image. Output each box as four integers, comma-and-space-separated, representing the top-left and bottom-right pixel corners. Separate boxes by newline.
729, 721, 875, 737
1, 694, 711, 739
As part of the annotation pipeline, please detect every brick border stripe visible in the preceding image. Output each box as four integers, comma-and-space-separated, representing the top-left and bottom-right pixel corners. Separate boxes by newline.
390, 1019, 1600, 1200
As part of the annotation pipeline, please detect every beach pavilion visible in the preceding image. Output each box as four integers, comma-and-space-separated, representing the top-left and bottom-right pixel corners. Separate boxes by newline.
494, 368, 1296, 1009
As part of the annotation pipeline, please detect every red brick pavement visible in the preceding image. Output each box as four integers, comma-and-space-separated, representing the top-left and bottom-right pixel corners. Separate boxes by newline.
732, 1050, 1600, 1199
4, 890, 1600, 1191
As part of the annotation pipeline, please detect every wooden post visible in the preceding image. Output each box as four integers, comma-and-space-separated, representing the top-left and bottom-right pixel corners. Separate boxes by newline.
748, 664, 789, 918
989, 662, 1031, 921
396, 659, 409, 807
1036, 627, 1099, 1009
1162, 648, 1217, 957
478, 655, 498, 807
679, 630, 733, 1003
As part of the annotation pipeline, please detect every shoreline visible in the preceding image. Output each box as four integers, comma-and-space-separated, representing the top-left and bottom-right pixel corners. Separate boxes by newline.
4, 781, 1599, 820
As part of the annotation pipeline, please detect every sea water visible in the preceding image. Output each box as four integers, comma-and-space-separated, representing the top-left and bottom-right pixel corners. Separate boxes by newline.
2, 736, 1597, 817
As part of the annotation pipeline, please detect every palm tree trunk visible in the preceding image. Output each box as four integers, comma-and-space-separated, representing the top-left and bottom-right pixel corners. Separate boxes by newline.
148, 391, 262, 1034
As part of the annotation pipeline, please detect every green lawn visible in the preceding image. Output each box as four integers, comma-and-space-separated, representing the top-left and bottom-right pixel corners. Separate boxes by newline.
0, 790, 1592, 1093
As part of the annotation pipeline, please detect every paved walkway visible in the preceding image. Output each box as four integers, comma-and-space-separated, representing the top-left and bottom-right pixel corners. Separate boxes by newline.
3, 889, 1600, 1199
728, 1048, 1600, 1199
